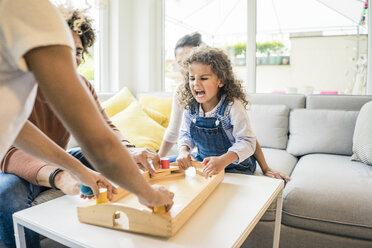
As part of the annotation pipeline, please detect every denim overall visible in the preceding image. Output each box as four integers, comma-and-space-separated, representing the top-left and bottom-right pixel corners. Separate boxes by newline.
190, 99, 256, 175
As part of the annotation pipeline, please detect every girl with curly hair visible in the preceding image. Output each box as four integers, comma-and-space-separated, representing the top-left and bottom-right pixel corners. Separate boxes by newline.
176, 47, 289, 178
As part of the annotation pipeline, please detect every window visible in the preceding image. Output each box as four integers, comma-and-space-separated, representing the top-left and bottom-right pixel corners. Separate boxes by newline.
165, 0, 369, 95
164, 0, 248, 92
256, 0, 368, 95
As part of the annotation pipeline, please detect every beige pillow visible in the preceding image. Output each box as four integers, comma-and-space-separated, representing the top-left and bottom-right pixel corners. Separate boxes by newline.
351, 101, 372, 165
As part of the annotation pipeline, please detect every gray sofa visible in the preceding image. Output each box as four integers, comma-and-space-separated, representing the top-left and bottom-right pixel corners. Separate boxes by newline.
243, 93, 372, 248
33, 93, 372, 248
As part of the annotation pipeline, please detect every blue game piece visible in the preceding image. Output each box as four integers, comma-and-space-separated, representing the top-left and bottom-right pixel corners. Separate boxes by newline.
80, 184, 94, 196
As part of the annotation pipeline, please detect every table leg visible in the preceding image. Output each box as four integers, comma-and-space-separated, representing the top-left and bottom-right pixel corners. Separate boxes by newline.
273, 189, 283, 248
13, 219, 27, 248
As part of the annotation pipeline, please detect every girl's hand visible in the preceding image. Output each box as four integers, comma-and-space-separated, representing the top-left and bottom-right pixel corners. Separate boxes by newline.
202, 156, 227, 178
176, 150, 196, 169
263, 168, 291, 182
76, 168, 118, 200
138, 185, 175, 212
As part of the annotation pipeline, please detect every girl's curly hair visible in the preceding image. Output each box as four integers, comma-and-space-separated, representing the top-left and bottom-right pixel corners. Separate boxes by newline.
178, 46, 248, 109
58, 5, 95, 59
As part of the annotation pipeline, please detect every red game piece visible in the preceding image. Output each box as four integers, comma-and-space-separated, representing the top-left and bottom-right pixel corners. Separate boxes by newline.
160, 157, 170, 169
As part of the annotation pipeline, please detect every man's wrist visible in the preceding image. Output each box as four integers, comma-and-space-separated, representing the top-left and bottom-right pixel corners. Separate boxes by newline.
49, 168, 63, 190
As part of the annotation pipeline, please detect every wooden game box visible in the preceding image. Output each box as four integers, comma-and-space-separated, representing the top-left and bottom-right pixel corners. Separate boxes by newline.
77, 162, 224, 237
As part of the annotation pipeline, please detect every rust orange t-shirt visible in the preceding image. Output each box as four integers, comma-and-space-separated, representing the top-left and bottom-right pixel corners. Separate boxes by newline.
0, 76, 127, 185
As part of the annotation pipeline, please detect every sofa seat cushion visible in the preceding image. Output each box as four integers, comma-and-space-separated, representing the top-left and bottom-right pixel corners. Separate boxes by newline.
254, 148, 297, 221
255, 148, 297, 177
282, 154, 372, 240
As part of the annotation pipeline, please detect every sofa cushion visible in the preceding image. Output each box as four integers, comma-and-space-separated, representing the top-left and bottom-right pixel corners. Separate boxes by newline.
247, 93, 306, 109
111, 102, 166, 151
140, 104, 169, 128
282, 154, 372, 240
351, 101, 372, 166
287, 109, 358, 156
254, 148, 297, 177
101, 87, 136, 117
139, 93, 173, 120
248, 105, 289, 149
254, 148, 297, 221
306, 95, 372, 111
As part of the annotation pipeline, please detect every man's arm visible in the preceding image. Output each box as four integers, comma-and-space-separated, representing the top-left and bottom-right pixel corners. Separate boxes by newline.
1, 146, 48, 185
13, 121, 115, 198
24, 45, 173, 209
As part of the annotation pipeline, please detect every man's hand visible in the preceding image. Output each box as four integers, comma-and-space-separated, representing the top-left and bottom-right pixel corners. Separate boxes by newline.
55, 169, 118, 200
54, 170, 80, 195
138, 185, 175, 212
128, 148, 160, 176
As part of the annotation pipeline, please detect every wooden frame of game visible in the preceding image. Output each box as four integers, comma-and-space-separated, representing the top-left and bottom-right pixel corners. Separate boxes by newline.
77, 162, 224, 237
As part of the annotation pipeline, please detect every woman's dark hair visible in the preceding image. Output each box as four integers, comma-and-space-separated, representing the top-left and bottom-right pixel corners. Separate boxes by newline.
174, 32, 203, 55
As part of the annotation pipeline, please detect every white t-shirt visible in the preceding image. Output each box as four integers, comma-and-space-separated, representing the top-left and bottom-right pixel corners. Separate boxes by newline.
162, 85, 184, 143
0, 0, 74, 160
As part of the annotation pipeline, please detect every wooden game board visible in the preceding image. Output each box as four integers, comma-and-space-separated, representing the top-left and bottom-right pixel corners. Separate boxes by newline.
77, 162, 224, 237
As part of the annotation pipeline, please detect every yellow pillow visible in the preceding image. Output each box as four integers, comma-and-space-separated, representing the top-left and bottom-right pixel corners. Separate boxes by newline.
102, 87, 136, 117
139, 94, 172, 120
140, 105, 169, 128
111, 102, 165, 151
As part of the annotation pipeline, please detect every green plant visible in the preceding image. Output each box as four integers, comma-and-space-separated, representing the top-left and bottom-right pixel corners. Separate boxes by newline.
226, 42, 246, 57
256, 41, 285, 57
226, 40, 286, 58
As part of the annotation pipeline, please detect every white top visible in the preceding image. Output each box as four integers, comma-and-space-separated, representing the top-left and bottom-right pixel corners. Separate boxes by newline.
179, 96, 257, 163
162, 86, 184, 143
0, 0, 73, 159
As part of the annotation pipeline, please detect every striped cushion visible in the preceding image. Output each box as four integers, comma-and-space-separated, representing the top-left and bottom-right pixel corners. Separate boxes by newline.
351, 101, 372, 165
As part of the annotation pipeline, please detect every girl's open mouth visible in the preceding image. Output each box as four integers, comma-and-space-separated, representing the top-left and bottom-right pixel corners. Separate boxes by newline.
195, 90, 205, 98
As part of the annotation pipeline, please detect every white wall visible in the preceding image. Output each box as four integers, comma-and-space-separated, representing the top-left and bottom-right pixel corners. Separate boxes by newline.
104, 0, 163, 94
253, 35, 368, 94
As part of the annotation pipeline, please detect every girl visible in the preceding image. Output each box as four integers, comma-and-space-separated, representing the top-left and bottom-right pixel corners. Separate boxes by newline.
177, 47, 258, 176
161, 33, 290, 181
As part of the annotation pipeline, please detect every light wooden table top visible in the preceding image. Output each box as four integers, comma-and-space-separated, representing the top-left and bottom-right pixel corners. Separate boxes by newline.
14, 173, 283, 248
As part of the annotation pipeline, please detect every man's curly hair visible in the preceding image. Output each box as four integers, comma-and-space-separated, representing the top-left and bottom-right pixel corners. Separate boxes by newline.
58, 5, 95, 59
178, 46, 248, 109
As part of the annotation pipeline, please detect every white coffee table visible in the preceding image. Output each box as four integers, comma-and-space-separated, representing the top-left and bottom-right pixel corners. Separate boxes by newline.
13, 174, 284, 248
